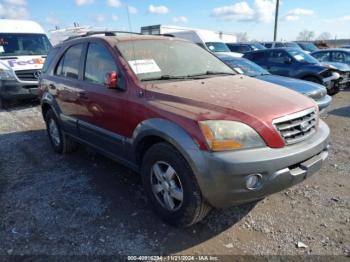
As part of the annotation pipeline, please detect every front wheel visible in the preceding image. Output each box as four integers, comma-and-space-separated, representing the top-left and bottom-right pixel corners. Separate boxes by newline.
141, 143, 211, 227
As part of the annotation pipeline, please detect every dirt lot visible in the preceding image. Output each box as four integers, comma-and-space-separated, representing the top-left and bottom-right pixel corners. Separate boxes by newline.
0, 90, 349, 258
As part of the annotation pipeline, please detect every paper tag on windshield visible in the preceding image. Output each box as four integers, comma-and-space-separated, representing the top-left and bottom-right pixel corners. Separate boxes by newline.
128, 59, 161, 74
294, 54, 304, 61
0, 46, 4, 53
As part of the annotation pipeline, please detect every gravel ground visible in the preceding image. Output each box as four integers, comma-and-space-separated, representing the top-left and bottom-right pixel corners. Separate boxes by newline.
0, 91, 349, 258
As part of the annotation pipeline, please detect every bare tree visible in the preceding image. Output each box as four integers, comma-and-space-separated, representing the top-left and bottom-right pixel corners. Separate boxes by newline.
297, 30, 315, 41
317, 32, 332, 41
236, 32, 249, 42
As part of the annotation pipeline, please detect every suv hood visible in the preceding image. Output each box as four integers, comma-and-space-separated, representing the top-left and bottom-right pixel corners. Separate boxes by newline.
146, 75, 316, 148
319, 62, 350, 72
256, 74, 326, 95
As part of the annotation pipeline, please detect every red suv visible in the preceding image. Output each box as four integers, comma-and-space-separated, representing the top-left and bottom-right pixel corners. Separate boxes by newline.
39, 32, 330, 227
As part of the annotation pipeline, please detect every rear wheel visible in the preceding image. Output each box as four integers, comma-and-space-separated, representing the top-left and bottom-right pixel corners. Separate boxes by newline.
141, 142, 211, 227
45, 109, 78, 154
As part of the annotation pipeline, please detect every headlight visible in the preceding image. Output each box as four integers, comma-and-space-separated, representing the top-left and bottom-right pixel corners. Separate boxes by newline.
199, 120, 266, 151
0, 68, 16, 80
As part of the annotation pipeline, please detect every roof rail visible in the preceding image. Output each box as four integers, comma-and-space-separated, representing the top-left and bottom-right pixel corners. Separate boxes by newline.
64, 30, 142, 41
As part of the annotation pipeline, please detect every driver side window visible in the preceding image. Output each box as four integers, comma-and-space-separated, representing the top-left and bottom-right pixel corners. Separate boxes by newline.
268, 51, 289, 64
84, 43, 118, 85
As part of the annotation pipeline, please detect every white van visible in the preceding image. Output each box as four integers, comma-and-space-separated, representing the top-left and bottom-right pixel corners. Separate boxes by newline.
0, 19, 51, 108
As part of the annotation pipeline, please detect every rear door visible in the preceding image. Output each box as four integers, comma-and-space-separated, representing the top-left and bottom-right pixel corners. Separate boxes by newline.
77, 40, 129, 158
46, 43, 85, 134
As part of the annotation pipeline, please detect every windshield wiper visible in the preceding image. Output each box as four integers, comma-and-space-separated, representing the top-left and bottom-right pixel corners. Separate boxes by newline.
142, 75, 189, 81
188, 71, 236, 77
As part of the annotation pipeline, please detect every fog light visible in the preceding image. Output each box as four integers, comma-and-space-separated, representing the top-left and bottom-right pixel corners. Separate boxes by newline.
246, 174, 262, 190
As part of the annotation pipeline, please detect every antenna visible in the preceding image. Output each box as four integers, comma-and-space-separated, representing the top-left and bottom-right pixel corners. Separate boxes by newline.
125, 0, 139, 76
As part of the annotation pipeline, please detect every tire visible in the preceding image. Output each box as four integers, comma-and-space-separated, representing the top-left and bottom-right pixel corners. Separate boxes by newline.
0, 96, 10, 109
141, 142, 211, 227
44, 109, 78, 154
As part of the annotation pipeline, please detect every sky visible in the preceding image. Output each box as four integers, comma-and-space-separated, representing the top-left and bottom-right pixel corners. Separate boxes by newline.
0, 0, 349, 41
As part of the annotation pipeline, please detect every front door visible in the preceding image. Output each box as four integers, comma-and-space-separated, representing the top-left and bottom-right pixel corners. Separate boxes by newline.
77, 41, 129, 159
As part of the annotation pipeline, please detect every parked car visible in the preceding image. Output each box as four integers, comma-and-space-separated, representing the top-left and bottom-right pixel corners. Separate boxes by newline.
217, 55, 332, 113
243, 48, 342, 95
311, 49, 350, 88
295, 42, 319, 53
311, 49, 350, 66
0, 19, 52, 108
225, 42, 266, 54
39, 32, 330, 227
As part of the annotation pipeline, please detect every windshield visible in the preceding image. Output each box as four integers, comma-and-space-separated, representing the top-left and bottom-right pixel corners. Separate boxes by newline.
288, 50, 320, 64
223, 58, 269, 77
117, 40, 235, 81
0, 33, 51, 56
299, 42, 318, 52
205, 42, 231, 53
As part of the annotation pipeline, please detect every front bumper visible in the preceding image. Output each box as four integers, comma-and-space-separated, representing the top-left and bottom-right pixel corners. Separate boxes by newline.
195, 120, 330, 208
0, 80, 39, 100
316, 95, 332, 114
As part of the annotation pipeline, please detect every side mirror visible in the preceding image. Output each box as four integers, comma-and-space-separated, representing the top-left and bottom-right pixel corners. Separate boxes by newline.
284, 57, 293, 64
105, 71, 118, 89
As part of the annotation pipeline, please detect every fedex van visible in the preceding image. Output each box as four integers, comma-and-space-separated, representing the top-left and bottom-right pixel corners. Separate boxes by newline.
0, 19, 51, 108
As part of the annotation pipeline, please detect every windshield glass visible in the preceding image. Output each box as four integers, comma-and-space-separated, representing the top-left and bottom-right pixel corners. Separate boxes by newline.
299, 42, 318, 52
205, 42, 231, 52
288, 50, 320, 64
223, 58, 269, 77
0, 33, 51, 56
117, 39, 235, 81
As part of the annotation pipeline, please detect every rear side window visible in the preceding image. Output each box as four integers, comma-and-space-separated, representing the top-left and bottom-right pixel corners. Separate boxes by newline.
84, 43, 118, 85
55, 44, 84, 79
42, 47, 59, 74
264, 43, 272, 48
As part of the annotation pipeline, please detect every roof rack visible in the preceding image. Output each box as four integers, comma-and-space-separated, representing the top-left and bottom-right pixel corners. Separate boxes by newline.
64, 30, 142, 42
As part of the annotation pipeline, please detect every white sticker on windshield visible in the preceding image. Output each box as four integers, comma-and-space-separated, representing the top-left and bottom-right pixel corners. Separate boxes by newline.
128, 59, 161, 74
294, 54, 304, 61
0, 46, 4, 53
208, 45, 215, 51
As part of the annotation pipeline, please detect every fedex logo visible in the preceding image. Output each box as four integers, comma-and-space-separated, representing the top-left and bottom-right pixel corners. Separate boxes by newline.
8, 58, 45, 68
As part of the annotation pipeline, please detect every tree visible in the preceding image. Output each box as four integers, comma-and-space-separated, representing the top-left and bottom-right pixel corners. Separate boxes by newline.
236, 32, 249, 42
297, 30, 315, 41
317, 32, 332, 41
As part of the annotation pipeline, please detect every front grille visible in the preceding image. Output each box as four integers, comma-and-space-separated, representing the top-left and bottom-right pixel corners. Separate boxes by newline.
15, 69, 41, 82
273, 108, 317, 145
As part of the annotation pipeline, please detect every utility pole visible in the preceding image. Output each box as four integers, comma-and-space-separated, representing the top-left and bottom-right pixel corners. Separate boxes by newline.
273, 0, 280, 41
